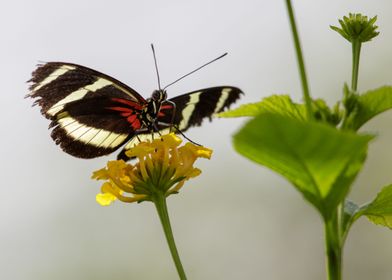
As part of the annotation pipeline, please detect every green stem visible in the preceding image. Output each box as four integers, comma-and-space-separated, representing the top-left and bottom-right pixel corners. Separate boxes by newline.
285, 0, 313, 120
324, 214, 342, 280
351, 39, 362, 91
153, 193, 187, 280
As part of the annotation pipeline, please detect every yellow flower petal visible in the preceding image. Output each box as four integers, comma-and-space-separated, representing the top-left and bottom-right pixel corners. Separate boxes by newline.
96, 192, 117, 206
125, 142, 155, 158
91, 167, 109, 180
185, 168, 202, 178
101, 182, 122, 196
106, 160, 129, 177
159, 133, 182, 148
183, 143, 213, 159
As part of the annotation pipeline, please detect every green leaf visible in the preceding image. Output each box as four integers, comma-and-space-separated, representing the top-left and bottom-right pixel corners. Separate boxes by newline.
233, 113, 373, 218
219, 95, 342, 126
362, 184, 392, 229
218, 95, 307, 120
348, 86, 392, 130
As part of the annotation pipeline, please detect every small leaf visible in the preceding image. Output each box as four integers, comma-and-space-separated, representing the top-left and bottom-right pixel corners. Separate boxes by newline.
362, 184, 392, 229
218, 95, 307, 120
348, 86, 392, 130
312, 99, 342, 126
233, 113, 373, 218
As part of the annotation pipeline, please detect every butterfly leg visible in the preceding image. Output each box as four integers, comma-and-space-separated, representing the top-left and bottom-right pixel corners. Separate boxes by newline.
173, 125, 201, 146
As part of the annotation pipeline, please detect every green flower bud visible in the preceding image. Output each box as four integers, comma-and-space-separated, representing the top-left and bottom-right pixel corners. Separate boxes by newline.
330, 13, 379, 43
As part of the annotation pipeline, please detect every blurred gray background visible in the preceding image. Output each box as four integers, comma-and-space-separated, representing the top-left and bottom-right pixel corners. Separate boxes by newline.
1, 0, 392, 279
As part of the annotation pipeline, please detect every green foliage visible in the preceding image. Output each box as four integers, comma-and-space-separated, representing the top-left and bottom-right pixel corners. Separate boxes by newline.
218, 95, 307, 120
344, 86, 392, 130
330, 13, 379, 43
223, 8, 391, 279
233, 113, 373, 219
362, 184, 392, 229
342, 185, 392, 232
312, 99, 342, 126
219, 95, 341, 126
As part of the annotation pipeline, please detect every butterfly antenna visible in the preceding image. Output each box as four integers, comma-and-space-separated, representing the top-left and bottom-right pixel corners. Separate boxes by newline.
163, 52, 228, 90
151, 44, 162, 90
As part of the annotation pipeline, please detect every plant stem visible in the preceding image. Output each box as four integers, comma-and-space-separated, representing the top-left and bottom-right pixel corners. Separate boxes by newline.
324, 215, 342, 280
285, 0, 313, 120
351, 39, 362, 91
153, 193, 187, 280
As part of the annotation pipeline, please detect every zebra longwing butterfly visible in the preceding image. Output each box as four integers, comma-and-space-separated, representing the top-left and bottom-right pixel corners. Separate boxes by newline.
27, 60, 243, 160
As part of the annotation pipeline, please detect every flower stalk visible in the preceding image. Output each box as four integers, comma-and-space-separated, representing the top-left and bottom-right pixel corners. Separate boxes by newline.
351, 39, 361, 92
324, 216, 342, 280
285, 0, 313, 120
152, 191, 187, 280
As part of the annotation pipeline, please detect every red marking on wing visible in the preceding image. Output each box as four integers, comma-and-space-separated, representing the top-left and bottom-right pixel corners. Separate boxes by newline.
127, 114, 137, 123
107, 104, 141, 128
111, 98, 144, 110
158, 103, 174, 117
161, 104, 173, 110
107, 106, 134, 117
131, 118, 141, 129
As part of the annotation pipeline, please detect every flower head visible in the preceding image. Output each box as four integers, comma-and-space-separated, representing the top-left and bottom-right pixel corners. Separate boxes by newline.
92, 134, 212, 206
330, 13, 379, 43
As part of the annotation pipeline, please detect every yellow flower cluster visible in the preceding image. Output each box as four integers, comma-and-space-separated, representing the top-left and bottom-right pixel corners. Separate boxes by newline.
92, 134, 212, 206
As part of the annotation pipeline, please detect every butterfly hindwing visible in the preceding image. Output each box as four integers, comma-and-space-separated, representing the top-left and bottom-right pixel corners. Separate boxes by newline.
28, 62, 147, 158
159, 86, 243, 130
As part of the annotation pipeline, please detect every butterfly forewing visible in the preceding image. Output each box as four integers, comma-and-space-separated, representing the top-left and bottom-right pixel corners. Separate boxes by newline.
28, 62, 147, 158
28, 62, 146, 118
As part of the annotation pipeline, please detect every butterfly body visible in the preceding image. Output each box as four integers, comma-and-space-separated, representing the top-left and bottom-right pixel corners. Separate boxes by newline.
28, 62, 243, 159
141, 90, 168, 129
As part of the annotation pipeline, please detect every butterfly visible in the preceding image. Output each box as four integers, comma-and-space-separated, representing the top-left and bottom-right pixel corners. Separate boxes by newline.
27, 57, 243, 160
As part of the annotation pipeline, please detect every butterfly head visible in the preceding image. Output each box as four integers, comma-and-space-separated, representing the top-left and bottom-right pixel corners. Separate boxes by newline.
151, 89, 167, 102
